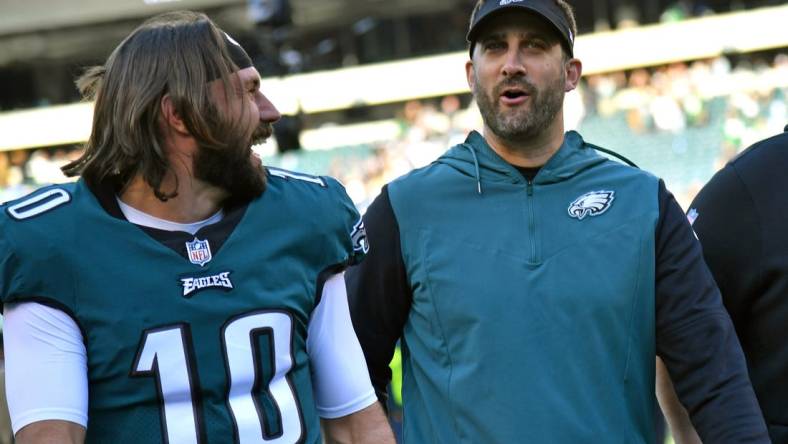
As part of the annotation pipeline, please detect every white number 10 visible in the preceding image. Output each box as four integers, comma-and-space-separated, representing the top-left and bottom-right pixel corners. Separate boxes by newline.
132, 311, 303, 443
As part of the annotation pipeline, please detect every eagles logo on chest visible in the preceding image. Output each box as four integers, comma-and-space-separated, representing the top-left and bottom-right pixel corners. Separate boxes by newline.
568, 190, 615, 220
180, 271, 234, 297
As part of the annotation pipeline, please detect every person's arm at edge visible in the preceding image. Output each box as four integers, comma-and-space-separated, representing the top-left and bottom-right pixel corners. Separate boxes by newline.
655, 357, 701, 444
3, 302, 88, 444
15, 421, 85, 444
308, 273, 395, 444
654, 180, 768, 443
322, 403, 393, 444
345, 185, 412, 407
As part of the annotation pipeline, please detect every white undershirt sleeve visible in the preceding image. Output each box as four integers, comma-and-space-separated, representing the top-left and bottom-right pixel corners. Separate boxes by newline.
3, 302, 88, 434
307, 273, 377, 419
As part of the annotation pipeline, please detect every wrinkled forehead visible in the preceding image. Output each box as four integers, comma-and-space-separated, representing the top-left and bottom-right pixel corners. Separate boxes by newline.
208, 66, 260, 102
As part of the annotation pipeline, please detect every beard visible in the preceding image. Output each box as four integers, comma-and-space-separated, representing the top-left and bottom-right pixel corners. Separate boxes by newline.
474, 69, 566, 144
193, 122, 272, 203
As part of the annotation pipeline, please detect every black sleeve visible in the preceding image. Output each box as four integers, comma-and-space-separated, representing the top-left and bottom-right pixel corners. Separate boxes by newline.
654, 180, 769, 443
345, 185, 412, 404
688, 164, 760, 333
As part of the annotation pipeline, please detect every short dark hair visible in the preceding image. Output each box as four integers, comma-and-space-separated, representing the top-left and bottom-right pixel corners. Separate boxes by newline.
63, 11, 254, 200
468, 0, 577, 59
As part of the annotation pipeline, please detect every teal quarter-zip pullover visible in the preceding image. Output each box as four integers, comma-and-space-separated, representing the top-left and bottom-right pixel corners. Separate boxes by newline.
347, 130, 768, 444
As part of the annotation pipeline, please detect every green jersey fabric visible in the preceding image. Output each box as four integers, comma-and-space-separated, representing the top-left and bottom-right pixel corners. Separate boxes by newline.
388, 131, 660, 443
0, 170, 365, 444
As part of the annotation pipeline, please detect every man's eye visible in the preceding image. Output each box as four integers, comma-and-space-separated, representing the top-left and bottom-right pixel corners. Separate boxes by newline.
484, 41, 505, 50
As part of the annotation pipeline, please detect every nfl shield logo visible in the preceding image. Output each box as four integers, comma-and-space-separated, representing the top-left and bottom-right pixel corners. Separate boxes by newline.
186, 238, 212, 266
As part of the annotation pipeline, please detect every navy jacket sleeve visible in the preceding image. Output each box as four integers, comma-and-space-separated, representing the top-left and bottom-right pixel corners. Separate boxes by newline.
345, 186, 411, 403
654, 180, 769, 443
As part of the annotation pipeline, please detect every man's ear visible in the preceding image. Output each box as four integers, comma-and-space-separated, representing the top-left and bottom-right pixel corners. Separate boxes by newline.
465, 59, 476, 91
564, 58, 583, 92
160, 94, 190, 135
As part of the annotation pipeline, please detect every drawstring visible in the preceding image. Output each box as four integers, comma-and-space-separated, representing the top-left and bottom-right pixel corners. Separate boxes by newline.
590, 144, 639, 168
461, 144, 482, 195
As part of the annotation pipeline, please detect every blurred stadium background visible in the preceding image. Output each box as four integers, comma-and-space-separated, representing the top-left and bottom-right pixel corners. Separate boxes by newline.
1, 0, 786, 212
0, 0, 786, 442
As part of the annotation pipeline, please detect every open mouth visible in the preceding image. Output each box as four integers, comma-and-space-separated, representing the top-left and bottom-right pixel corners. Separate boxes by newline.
499, 87, 530, 105
501, 89, 528, 99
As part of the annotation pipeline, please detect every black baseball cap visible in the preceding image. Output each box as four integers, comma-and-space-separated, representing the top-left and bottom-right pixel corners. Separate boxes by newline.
467, 0, 574, 58
206, 32, 254, 81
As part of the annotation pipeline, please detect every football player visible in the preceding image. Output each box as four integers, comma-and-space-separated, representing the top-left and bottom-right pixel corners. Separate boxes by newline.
0, 11, 393, 444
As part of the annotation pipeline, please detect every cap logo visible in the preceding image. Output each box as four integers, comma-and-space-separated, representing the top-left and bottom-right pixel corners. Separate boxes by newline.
499, 0, 524, 5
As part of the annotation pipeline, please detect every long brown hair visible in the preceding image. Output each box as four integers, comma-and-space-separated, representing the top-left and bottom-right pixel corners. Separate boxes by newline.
63, 11, 250, 200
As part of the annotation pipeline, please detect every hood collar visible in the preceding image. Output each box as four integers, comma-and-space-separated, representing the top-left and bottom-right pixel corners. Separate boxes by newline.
437, 130, 607, 193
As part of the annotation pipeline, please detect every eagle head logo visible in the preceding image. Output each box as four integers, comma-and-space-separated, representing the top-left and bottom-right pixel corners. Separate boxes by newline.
351, 217, 369, 254
568, 190, 615, 220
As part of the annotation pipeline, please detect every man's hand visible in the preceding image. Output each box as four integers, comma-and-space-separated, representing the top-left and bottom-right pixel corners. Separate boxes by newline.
656, 357, 702, 444
321, 402, 395, 444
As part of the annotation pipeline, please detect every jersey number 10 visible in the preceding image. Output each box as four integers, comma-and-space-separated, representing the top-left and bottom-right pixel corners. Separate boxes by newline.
132, 311, 303, 443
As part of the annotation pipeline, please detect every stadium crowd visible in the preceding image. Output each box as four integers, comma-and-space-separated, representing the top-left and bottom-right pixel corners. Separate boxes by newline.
1, 51, 785, 210
279, 51, 787, 211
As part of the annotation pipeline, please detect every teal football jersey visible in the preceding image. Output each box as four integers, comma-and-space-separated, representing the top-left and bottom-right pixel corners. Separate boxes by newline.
0, 169, 366, 444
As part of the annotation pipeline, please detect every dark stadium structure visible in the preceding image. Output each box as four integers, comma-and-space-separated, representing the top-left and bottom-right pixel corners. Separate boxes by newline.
0, 0, 784, 110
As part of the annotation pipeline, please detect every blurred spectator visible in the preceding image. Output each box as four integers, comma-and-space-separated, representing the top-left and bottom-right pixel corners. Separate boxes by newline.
0, 153, 8, 189
439, 95, 466, 146
563, 83, 586, 131
8, 150, 30, 184
587, 71, 626, 116
0, 150, 33, 202
660, 0, 715, 22
616, 68, 654, 133
660, 1, 692, 22
650, 87, 686, 133
614, 1, 641, 29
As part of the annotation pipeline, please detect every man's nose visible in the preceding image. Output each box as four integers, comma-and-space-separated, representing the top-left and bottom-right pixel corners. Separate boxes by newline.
501, 49, 526, 78
257, 93, 281, 123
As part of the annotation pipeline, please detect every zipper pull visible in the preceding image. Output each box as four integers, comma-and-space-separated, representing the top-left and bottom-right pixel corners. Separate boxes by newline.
527, 181, 533, 196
